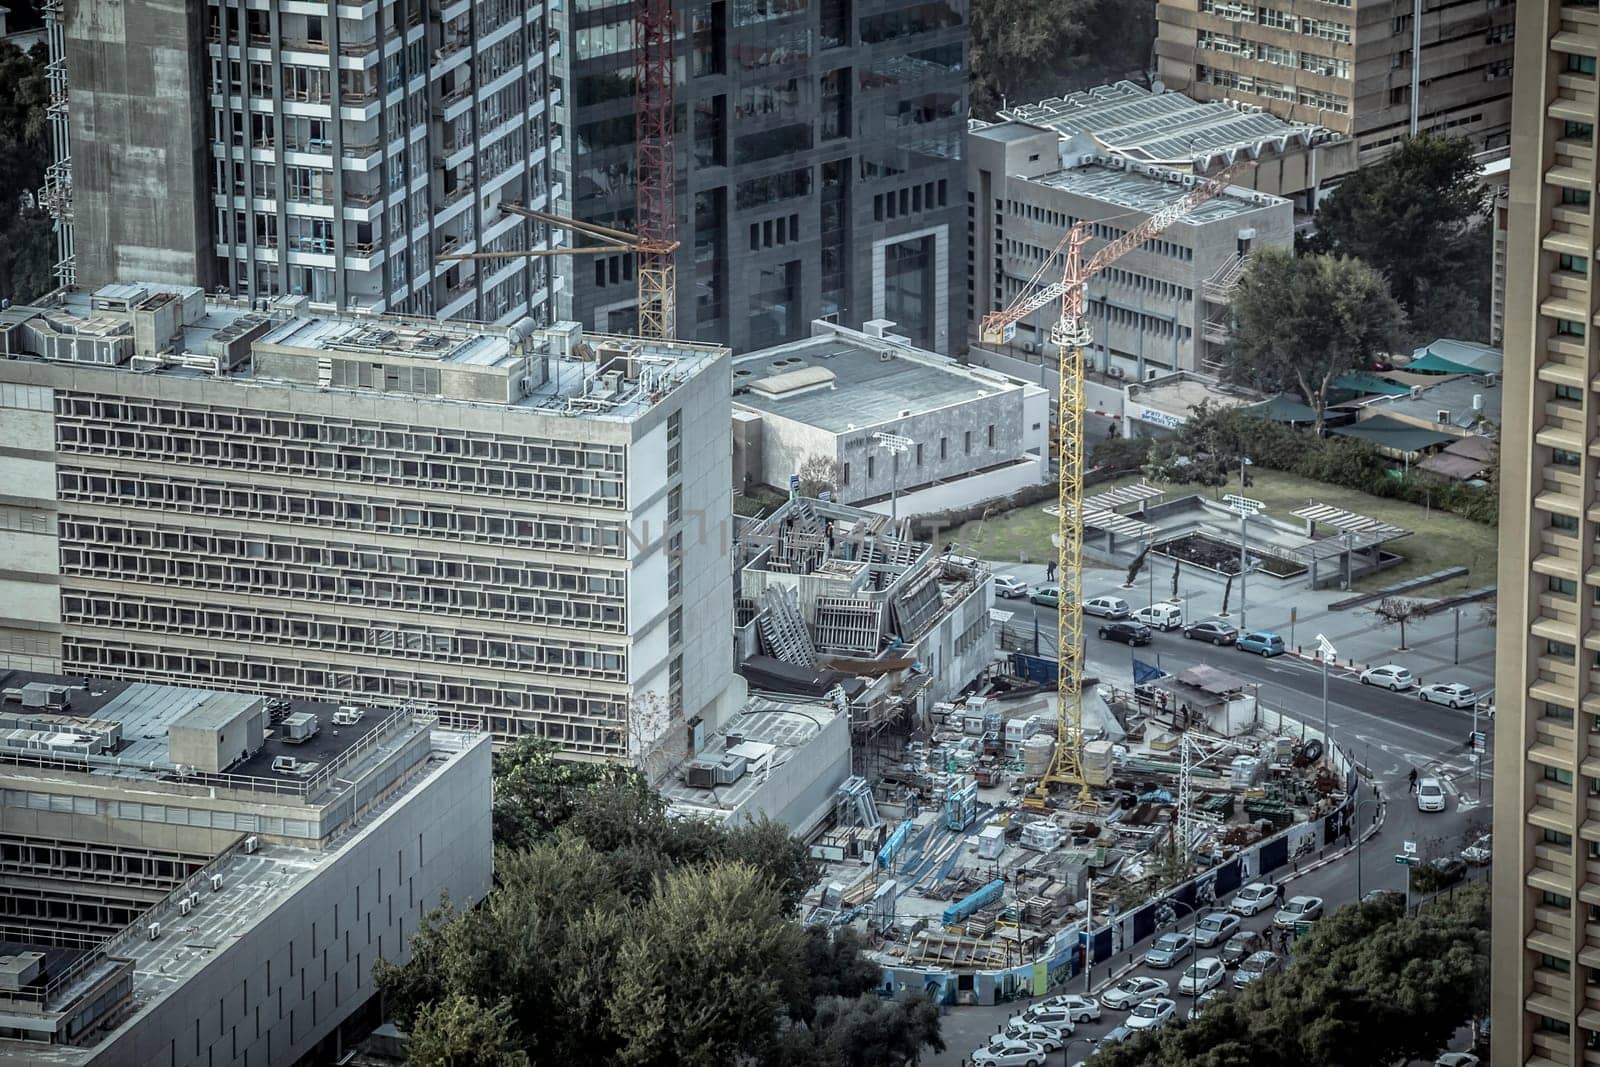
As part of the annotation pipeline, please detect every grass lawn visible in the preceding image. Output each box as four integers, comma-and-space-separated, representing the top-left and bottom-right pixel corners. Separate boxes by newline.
946, 470, 1497, 593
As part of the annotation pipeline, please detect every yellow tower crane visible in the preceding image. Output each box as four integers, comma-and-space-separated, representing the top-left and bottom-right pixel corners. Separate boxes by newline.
979, 161, 1255, 809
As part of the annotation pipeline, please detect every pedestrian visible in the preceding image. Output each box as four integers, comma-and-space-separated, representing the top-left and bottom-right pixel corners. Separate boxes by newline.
1046, 559, 1057, 582
1408, 768, 1418, 793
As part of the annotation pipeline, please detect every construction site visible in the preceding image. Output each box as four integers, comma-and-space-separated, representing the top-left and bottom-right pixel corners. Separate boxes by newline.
798, 667, 1347, 998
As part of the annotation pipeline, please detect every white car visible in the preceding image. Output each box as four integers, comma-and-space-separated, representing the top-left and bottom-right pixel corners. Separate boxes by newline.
1178, 956, 1227, 995
1038, 993, 1101, 1022
994, 575, 1030, 599
1417, 776, 1447, 812
972, 1039, 1047, 1067
998, 1020, 1068, 1052
1125, 997, 1177, 1031
1461, 833, 1492, 865
1082, 595, 1131, 618
1231, 881, 1281, 916
1193, 911, 1241, 948
1360, 664, 1416, 691
1134, 602, 1184, 630
1018, 1005, 1076, 1033
1101, 974, 1170, 1009
1187, 988, 1225, 1020
1273, 895, 1324, 927
1435, 1055, 1480, 1067
1418, 682, 1477, 708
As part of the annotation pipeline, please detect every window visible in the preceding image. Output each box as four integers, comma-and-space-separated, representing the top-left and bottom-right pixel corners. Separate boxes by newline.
1545, 828, 1574, 846
841, 462, 850, 485
1561, 253, 1590, 275
1541, 953, 1573, 973
1562, 187, 1592, 206
1545, 766, 1575, 785
1545, 702, 1575, 721
1548, 639, 1576, 660
867, 455, 876, 479
1544, 891, 1573, 908
915, 443, 923, 465
1552, 448, 1582, 466
963, 430, 972, 455
1541, 1015, 1572, 1036
986, 424, 995, 447
939, 436, 947, 460
1551, 512, 1581, 532
1567, 53, 1597, 75
1565, 120, 1595, 141
1550, 576, 1579, 597
1556, 384, 1585, 402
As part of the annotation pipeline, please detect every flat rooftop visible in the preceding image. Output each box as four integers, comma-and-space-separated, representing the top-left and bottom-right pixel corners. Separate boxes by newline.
1030, 159, 1284, 224
4, 284, 726, 422
1127, 372, 1261, 415
0, 669, 414, 792
659, 695, 841, 815
1001, 80, 1336, 168
732, 335, 1018, 433
1365, 375, 1502, 429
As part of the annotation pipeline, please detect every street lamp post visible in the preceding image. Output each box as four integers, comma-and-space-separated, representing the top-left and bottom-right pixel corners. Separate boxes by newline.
871, 431, 913, 520
1223, 480, 1261, 630
1315, 634, 1337, 764
1352, 795, 1382, 900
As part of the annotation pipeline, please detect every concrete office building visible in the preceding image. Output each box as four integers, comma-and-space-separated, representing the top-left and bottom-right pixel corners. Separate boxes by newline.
1491, 3, 1600, 1064
0, 281, 738, 760
1155, 0, 1516, 163
966, 126, 1293, 378
732, 319, 1048, 514
52, 0, 569, 326
567, 0, 966, 354
0, 671, 491, 1064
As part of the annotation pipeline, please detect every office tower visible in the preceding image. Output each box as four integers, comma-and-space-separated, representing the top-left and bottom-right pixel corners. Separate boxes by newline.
0, 671, 493, 1063
0, 282, 739, 759
1155, 0, 1516, 164
567, 0, 968, 354
54, 0, 570, 325
1491, 2, 1600, 1063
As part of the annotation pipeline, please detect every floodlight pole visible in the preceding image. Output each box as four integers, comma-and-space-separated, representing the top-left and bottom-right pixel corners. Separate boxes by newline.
872, 431, 914, 520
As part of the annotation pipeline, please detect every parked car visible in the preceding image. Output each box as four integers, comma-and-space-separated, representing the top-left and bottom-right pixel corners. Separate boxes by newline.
1018, 1005, 1076, 1034
1187, 988, 1226, 1020
1083, 595, 1132, 618
1425, 856, 1469, 888
1102, 975, 1170, 1009
1435, 1054, 1480, 1067
1037, 994, 1101, 1022
1193, 911, 1241, 948
1362, 889, 1405, 908
1098, 1025, 1136, 1046
1417, 776, 1447, 812
994, 575, 1030, 599
1178, 957, 1227, 996
1183, 619, 1239, 645
1029, 584, 1061, 607
1230, 881, 1281, 916
1461, 833, 1492, 865
1237, 630, 1286, 657
1360, 664, 1416, 690
1232, 950, 1283, 988
1125, 997, 1177, 1032
999, 1020, 1069, 1051
1418, 682, 1477, 708
1220, 929, 1266, 966
1143, 931, 1195, 968
1273, 895, 1325, 927
1135, 602, 1184, 630
1098, 620, 1153, 646
972, 1039, 1047, 1067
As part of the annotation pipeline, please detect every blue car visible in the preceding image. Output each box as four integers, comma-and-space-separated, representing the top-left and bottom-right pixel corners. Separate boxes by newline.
1236, 630, 1286, 657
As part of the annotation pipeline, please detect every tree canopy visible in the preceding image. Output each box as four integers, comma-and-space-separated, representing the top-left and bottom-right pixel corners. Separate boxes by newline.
1085, 887, 1489, 1067
1223, 248, 1405, 432
970, 0, 1153, 114
1303, 135, 1491, 343
0, 42, 53, 305
382, 739, 940, 1065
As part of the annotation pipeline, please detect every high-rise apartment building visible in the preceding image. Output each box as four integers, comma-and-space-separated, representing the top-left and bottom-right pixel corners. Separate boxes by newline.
1155, 0, 1516, 163
0, 282, 738, 760
55, 0, 570, 326
1491, 3, 1600, 1063
566, 0, 967, 354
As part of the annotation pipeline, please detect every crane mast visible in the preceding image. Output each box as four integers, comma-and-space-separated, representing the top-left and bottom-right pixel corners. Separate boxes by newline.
980, 162, 1255, 808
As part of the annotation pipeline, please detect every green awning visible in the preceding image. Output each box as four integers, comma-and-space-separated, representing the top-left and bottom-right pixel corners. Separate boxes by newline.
1252, 394, 1319, 423
1406, 353, 1477, 375
1329, 414, 1457, 453
1333, 372, 1412, 396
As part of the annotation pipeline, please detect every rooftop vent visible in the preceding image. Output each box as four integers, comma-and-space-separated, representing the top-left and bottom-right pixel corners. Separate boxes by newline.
748, 366, 836, 398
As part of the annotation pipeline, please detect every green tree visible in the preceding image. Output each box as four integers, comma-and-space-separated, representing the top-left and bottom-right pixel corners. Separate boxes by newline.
969, 0, 1153, 114
773, 994, 948, 1066
1142, 400, 1255, 488
610, 862, 809, 1065
490, 737, 655, 850
1303, 135, 1490, 342
1223, 249, 1405, 433
405, 994, 531, 1067
797, 927, 884, 1019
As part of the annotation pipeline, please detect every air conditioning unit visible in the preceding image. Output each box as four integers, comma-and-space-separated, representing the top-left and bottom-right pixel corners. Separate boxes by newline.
1436, 409, 1450, 424
180, 898, 192, 916
148, 923, 161, 941
280, 712, 319, 743
243, 835, 259, 854
1107, 366, 1125, 380
332, 706, 364, 726
210, 874, 223, 892
685, 760, 719, 789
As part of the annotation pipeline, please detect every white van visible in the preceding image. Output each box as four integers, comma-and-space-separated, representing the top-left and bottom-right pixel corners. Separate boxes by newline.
1135, 603, 1184, 631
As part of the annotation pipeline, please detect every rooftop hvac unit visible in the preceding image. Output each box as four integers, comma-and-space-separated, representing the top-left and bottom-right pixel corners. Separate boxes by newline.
211, 875, 223, 892
685, 760, 719, 789
243, 835, 259, 854
1436, 409, 1450, 424
148, 923, 162, 941
332, 706, 364, 726
180, 898, 192, 916
714, 753, 749, 786
271, 755, 300, 775
280, 712, 319, 743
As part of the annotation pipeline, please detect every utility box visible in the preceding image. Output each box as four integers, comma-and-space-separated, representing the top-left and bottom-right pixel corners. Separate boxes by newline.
166, 693, 268, 772
279, 712, 319, 744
